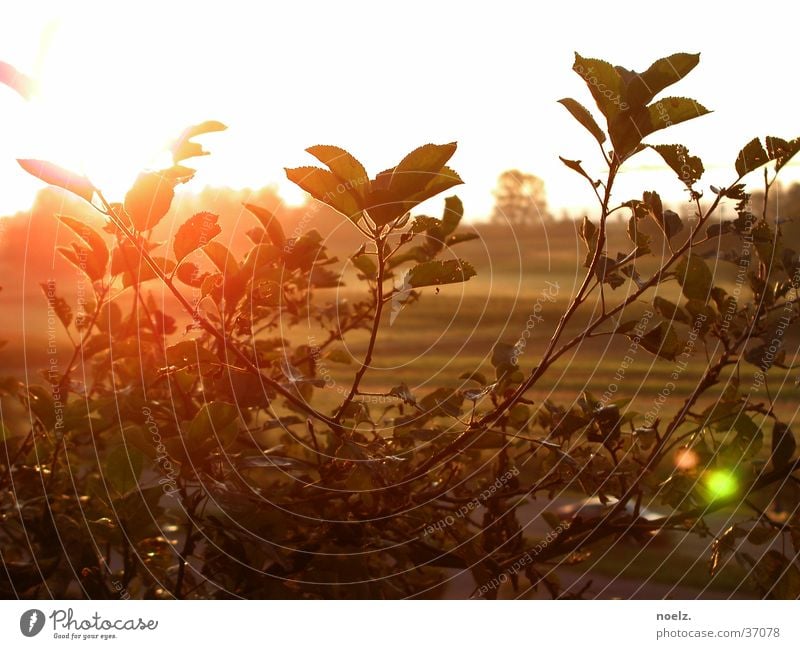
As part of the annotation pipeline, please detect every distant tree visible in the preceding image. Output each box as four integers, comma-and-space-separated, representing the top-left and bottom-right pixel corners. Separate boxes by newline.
490, 169, 550, 226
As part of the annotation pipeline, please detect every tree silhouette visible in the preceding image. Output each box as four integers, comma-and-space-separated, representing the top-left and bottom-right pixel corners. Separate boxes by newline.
490, 169, 550, 226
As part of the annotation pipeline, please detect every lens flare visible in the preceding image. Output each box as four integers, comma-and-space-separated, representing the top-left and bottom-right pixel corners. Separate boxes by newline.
705, 470, 738, 500
674, 447, 699, 470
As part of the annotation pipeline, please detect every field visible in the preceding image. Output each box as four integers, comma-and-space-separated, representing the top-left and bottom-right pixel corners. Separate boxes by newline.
1, 214, 795, 598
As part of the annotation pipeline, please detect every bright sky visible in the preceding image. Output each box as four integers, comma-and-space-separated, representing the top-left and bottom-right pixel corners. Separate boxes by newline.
1, 0, 798, 220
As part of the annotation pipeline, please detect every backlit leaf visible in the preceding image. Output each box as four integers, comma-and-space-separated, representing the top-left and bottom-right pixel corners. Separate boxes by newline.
735, 138, 769, 178
203, 241, 240, 275
105, 446, 144, 494
124, 171, 175, 231
573, 54, 626, 123
285, 166, 364, 221
243, 203, 286, 248
623, 53, 700, 106
771, 422, 796, 469
406, 259, 476, 288
634, 322, 681, 360
57, 215, 109, 273
0, 61, 35, 99
171, 120, 227, 164
174, 212, 221, 262
559, 156, 595, 184
382, 142, 458, 197
765, 136, 800, 173
675, 255, 712, 300
305, 145, 370, 199
558, 98, 606, 144
17, 159, 94, 202
187, 401, 239, 449
39, 282, 72, 329
650, 143, 704, 187
653, 296, 690, 324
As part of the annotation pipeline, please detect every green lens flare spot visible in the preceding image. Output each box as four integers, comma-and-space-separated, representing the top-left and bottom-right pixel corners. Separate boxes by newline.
705, 470, 738, 500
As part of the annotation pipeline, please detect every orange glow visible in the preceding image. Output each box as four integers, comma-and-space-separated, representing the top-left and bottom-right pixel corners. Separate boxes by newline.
3, 2, 800, 218
674, 447, 699, 471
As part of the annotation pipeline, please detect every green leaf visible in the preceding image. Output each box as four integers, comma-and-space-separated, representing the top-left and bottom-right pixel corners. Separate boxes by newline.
203, 241, 240, 275
653, 296, 689, 324
352, 253, 377, 279
105, 446, 144, 494
765, 136, 800, 172
675, 255, 712, 301
165, 340, 219, 375
612, 97, 710, 159
705, 221, 733, 238
419, 387, 463, 418
441, 196, 463, 236
573, 54, 626, 123
661, 210, 684, 239
241, 243, 281, 279
580, 215, 598, 252
411, 216, 440, 233
285, 166, 364, 222
366, 144, 462, 227
326, 348, 352, 365
541, 510, 564, 531
634, 322, 681, 360
559, 157, 595, 184
174, 212, 221, 262
459, 371, 488, 385
120, 255, 175, 288
187, 401, 239, 449
367, 167, 463, 227
243, 203, 286, 248
406, 259, 476, 288
650, 144, 704, 187
647, 96, 710, 133
446, 232, 479, 246
57, 244, 106, 282
17, 159, 94, 203
57, 215, 109, 272
771, 422, 796, 469
171, 120, 227, 164
27, 385, 55, 430
305, 145, 369, 200
558, 98, 606, 144
623, 53, 700, 106
39, 282, 73, 329
735, 138, 769, 178
590, 404, 621, 442
626, 215, 651, 249
491, 342, 517, 370
643, 190, 682, 238
124, 171, 176, 231
381, 142, 458, 197
175, 261, 208, 288
751, 219, 780, 266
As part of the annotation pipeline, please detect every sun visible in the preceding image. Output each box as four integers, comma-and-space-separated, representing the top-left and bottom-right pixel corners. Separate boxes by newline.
18, 20, 180, 202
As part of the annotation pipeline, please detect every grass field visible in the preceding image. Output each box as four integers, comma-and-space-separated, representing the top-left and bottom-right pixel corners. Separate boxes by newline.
2, 218, 794, 420
3, 216, 796, 598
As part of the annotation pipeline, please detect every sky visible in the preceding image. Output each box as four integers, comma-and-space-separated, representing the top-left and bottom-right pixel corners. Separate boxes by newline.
0, 0, 798, 220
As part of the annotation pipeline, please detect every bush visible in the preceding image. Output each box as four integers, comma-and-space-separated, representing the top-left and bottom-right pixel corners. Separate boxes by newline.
2, 52, 800, 599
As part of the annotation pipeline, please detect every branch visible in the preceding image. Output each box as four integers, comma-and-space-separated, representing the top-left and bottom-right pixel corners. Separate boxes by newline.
335, 236, 387, 420
94, 190, 344, 434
